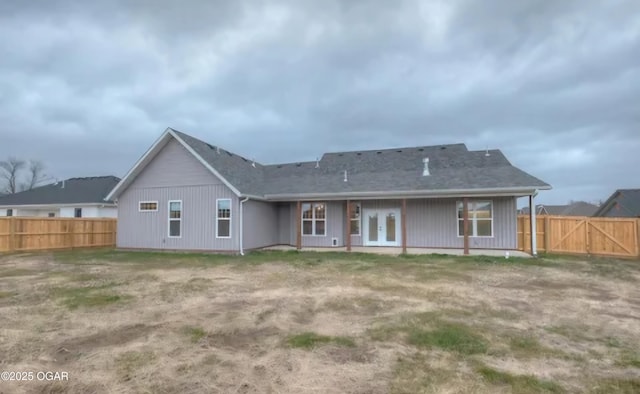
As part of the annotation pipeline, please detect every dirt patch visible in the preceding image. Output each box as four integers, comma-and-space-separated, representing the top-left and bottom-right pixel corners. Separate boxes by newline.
53, 324, 155, 363
1, 252, 639, 393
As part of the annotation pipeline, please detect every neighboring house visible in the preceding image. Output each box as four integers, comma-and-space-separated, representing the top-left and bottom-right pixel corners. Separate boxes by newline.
0, 176, 120, 218
519, 201, 599, 216
593, 189, 640, 218
106, 128, 551, 254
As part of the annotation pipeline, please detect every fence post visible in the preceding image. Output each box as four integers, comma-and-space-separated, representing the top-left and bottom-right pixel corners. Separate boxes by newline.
9, 217, 16, 252
636, 219, 640, 258
585, 218, 591, 255
544, 216, 550, 253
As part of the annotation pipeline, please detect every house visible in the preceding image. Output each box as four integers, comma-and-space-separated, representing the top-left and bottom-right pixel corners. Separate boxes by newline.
593, 189, 640, 218
0, 176, 120, 218
106, 128, 551, 255
519, 201, 599, 217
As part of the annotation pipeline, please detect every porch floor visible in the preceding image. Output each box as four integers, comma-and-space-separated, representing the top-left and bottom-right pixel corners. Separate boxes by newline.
263, 245, 531, 258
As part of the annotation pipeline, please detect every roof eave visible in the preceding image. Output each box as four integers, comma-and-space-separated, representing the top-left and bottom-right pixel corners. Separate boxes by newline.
264, 186, 551, 201
0, 202, 117, 209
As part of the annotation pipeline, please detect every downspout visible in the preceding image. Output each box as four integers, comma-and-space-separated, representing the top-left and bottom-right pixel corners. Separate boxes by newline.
239, 197, 250, 255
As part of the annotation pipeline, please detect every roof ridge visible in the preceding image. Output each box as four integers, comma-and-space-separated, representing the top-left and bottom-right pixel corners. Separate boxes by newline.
324, 143, 468, 155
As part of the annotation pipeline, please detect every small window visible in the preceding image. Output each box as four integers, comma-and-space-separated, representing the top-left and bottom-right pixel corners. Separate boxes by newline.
139, 201, 158, 212
302, 202, 326, 236
349, 202, 361, 235
6, 209, 12, 217
74, 208, 82, 218
48, 212, 55, 218
457, 201, 493, 237
216, 199, 231, 238
168, 200, 182, 238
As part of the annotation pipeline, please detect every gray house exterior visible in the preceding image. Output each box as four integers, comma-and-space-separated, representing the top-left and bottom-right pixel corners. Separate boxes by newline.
107, 128, 550, 254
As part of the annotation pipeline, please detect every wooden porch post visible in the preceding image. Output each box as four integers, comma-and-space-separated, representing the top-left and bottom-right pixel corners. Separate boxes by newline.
345, 200, 352, 252
529, 194, 537, 256
296, 201, 302, 250
463, 198, 470, 255
401, 198, 407, 254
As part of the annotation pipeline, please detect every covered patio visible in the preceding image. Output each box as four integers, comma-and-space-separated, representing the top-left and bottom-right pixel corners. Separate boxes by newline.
265, 244, 532, 258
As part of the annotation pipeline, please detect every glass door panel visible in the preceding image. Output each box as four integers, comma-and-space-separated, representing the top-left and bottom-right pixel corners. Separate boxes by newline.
368, 213, 378, 242
386, 213, 396, 242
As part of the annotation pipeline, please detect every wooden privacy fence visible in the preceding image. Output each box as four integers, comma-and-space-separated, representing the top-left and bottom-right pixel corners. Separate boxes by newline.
518, 215, 640, 258
0, 217, 117, 253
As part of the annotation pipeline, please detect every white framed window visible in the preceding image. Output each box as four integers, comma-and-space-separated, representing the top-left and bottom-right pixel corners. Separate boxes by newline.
139, 201, 158, 212
74, 208, 82, 218
216, 199, 231, 238
6, 209, 12, 217
302, 202, 326, 236
349, 202, 361, 236
168, 200, 182, 238
457, 200, 493, 237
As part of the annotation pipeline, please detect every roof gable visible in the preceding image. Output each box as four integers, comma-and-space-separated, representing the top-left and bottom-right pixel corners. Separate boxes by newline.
594, 189, 640, 217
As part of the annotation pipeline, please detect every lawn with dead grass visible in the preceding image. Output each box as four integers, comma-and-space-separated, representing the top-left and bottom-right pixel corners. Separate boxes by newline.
0, 249, 639, 393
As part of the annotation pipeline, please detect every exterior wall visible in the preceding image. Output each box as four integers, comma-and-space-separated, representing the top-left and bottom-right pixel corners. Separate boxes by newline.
277, 203, 291, 245
283, 201, 345, 247
116, 137, 240, 251
348, 197, 518, 249
404, 197, 517, 249
242, 200, 278, 250
0, 206, 116, 218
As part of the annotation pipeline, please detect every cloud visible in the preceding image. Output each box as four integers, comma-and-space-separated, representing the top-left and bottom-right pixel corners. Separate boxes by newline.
0, 0, 639, 204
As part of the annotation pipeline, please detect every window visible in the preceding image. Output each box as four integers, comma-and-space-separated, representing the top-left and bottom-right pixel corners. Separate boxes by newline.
168, 200, 182, 237
349, 202, 361, 235
6, 209, 12, 217
139, 201, 158, 212
302, 202, 326, 236
48, 213, 55, 218
74, 208, 82, 218
457, 201, 493, 237
216, 199, 231, 238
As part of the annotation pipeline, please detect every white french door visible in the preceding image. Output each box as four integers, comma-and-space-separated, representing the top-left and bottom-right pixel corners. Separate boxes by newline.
363, 208, 401, 246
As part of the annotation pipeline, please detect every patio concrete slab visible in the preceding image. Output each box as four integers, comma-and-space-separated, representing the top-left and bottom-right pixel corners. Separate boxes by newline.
262, 245, 531, 258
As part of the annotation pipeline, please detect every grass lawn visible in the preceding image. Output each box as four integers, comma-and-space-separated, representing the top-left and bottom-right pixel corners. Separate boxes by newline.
0, 249, 639, 393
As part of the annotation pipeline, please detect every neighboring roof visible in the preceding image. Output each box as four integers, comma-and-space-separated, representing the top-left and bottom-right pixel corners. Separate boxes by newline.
108, 128, 551, 200
593, 189, 640, 217
536, 202, 599, 216
0, 176, 120, 207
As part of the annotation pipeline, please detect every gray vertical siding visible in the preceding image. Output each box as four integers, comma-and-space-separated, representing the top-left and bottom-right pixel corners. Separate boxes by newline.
117, 137, 240, 251
131, 139, 223, 188
282, 201, 345, 247
277, 203, 291, 245
242, 200, 278, 250
349, 197, 517, 249
404, 197, 517, 249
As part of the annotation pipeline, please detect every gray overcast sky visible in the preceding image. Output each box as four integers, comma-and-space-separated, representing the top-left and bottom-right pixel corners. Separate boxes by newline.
1, 0, 639, 205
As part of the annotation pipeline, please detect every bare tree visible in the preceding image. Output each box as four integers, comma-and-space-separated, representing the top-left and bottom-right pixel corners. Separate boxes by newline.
0, 157, 26, 194
24, 160, 47, 190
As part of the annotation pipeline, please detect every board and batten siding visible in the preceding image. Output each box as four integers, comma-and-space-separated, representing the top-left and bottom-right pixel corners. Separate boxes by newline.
281, 201, 345, 247
116, 137, 240, 251
349, 197, 517, 249
242, 200, 278, 250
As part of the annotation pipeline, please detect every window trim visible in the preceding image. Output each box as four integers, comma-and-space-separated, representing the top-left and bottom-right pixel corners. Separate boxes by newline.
301, 202, 327, 237
216, 198, 232, 239
456, 200, 494, 238
138, 201, 159, 212
349, 202, 361, 236
168, 200, 182, 239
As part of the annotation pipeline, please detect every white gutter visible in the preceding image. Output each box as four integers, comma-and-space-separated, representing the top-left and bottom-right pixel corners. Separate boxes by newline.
239, 197, 250, 255
263, 186, 552, 201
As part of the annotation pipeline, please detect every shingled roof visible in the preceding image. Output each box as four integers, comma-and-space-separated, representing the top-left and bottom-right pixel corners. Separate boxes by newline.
108, 128, 551, 200
594, 189, 640, 217
0, 176, 120, 206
